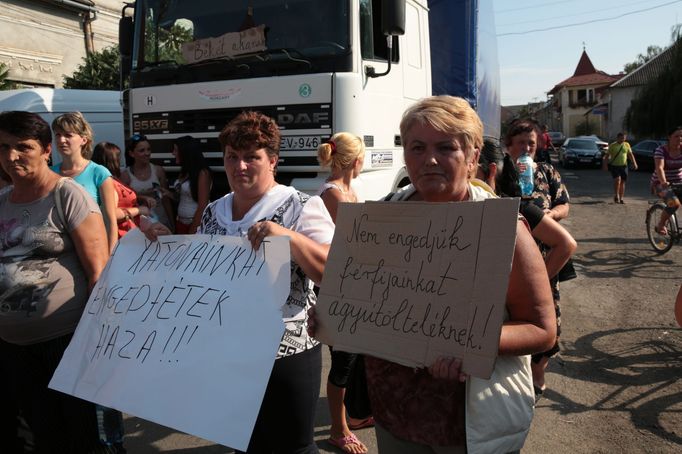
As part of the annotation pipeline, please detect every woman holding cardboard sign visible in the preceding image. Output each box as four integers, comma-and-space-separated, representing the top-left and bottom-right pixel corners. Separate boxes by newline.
142, 111, 334, 454
309, 96, 556, 454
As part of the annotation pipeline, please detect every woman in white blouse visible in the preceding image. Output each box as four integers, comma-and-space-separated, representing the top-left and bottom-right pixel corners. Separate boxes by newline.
143, 111, 334, 454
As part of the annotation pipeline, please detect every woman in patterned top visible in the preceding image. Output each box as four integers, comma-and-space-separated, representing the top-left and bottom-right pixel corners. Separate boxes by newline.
651, 126, 682, 235
505, 119, 571, 399
142, 111, 334, 454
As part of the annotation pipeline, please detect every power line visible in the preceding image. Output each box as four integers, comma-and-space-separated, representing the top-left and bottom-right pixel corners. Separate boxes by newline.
496, 0, 575, 14
497, 0, 682, 36
497, 0, 665, 27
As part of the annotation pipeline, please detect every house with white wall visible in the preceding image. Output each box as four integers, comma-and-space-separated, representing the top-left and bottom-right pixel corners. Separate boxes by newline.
547, 49, 622, 138
601, 44, 677, 140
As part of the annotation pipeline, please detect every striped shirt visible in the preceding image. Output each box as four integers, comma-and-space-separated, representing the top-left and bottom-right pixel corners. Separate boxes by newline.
651, 145, 682, 186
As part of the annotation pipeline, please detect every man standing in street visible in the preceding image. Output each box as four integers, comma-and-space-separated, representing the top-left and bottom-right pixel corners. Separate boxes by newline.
536, 125, 556, 163
604, 132, 638, 203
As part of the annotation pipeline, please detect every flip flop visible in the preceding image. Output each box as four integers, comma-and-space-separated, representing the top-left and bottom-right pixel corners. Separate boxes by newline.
347, 416, 374, 430
328, 432, 367, 454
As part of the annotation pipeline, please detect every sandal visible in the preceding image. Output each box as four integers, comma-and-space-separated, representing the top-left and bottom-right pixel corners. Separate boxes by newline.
328, 432, 367, 454
347, 416, 374, 430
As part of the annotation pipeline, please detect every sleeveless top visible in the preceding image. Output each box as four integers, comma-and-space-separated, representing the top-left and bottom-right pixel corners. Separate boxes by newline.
125, 164, 170, 227
317, 181, 362, 203
176, 179, 198, 224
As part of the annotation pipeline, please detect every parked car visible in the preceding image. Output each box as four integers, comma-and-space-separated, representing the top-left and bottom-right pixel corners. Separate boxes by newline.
632, 139, 666, 171
577, 135, 608, 151
559, 137, 603, 168
547, 131, 565, 147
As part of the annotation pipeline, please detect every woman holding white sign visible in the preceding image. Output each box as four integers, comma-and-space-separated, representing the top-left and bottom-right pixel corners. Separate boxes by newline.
143, 111, 334, 454
0, 111, 111, 452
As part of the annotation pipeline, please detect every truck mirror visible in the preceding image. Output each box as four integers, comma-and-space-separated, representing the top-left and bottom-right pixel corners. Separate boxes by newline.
119, 16, 133, 57
381, 0, 405, 36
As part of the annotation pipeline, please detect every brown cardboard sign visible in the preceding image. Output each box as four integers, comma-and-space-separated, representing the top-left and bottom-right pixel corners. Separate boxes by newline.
315, 198, 520, 379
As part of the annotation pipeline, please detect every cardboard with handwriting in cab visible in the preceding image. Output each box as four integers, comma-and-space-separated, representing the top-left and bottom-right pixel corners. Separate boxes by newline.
315, 198, 520, 379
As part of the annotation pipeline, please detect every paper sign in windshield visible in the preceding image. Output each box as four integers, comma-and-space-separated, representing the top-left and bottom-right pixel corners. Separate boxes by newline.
182, 25, 267, 64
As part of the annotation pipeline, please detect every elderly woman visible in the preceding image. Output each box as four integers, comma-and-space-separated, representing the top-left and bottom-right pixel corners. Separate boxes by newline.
504, 119, 571, 398
0, 111, 110, 452
308, 96, 555, 453
477, 139, 577, 282
144, 111, 334, 454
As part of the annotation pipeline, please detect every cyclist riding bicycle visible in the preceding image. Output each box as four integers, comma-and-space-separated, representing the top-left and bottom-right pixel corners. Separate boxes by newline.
651, 126, 682, 235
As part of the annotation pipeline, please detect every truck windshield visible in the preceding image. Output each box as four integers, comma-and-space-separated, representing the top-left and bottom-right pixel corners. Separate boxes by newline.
134, 0, 350, 71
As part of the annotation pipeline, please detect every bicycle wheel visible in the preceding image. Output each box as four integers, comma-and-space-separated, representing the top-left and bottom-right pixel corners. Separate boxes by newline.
646, 203, 675, 253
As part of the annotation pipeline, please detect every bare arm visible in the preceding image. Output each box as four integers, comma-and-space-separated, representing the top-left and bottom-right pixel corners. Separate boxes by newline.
655, 157, 667, 186
531, 216, 577, 279
499, 221, 557, 356
71, 213, 110, 292
675, 286, 682, 327
156, 165, 176, 227
320, 188, 345, 222
120, 169, 131, 186
99, 177, 119, 253
248, 221, 330, 285
546, 203, 569, 221
627, 150, 638, 170
189, 169, 212, 234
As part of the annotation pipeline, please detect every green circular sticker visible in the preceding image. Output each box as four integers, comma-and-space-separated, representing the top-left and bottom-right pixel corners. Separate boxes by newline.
299, 83, 312, 98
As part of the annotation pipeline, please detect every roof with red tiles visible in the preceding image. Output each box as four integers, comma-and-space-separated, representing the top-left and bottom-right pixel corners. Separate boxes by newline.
549, 50, 622, 95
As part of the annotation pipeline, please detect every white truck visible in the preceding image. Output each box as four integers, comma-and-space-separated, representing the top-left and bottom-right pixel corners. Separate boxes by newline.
119, 0, 500, 200
0, 88, 124, 167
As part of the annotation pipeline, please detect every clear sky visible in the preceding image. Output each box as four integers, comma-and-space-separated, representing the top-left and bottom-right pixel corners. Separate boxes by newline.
493, 0, 682, 106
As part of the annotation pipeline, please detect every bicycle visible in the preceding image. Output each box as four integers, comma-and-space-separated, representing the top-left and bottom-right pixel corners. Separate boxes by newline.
645, 183, 682, 253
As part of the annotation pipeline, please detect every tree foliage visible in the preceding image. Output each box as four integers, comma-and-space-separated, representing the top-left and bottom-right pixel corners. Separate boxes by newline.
575, 118, 598, 136
626, 37, 682, 137
623, 45, 663, 74
63, 46, 121, 90
0, 62, 16, 90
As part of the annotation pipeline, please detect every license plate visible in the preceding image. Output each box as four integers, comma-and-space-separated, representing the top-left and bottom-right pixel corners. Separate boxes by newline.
579, 158, 593, 162
280, 135, 323, 151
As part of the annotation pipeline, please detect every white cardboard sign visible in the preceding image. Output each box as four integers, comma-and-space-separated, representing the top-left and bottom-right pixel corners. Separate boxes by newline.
181, 25, 267, 64
49, 229, 289, 451
315, 198, 519, 379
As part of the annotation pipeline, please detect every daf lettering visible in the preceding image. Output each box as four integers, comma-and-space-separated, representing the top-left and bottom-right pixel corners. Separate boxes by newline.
277, 112, 329, 125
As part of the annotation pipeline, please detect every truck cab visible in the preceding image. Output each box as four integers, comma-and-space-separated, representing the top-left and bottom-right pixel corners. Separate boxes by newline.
120, 0, 499, 200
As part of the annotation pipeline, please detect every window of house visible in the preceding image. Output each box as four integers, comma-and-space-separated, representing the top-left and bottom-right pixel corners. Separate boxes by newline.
360, 0, 399, 62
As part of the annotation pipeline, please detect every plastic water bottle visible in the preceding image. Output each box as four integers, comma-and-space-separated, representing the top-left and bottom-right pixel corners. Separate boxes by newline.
517, 152, 534, 197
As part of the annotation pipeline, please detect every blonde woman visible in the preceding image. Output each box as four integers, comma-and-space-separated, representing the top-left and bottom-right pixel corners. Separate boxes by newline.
317, 132, 365, 220
51, 112, 118, 253
317, 133, 370, 454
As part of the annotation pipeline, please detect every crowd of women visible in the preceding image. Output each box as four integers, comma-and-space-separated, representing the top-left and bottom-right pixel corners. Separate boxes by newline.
0, 95, 589, 454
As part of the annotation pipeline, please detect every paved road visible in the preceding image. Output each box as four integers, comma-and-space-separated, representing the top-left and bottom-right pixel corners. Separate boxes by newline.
122, 165, 682, 453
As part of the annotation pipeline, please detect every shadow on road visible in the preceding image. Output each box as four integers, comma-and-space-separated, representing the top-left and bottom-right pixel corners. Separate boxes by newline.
540, 327, 682, 445
572, 246, 681, 279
